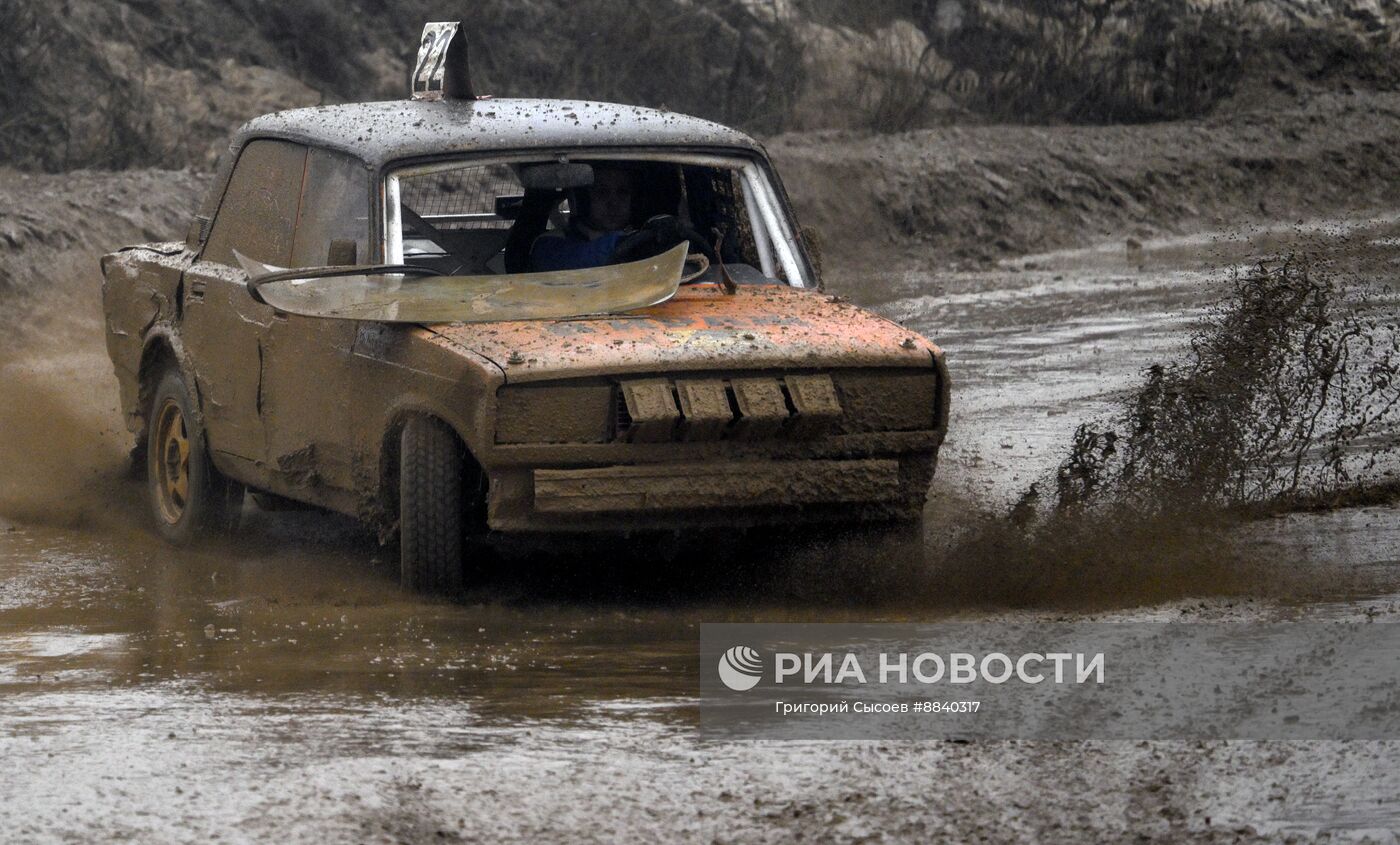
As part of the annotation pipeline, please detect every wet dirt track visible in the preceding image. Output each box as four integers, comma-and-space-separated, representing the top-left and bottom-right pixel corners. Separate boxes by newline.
4, 219, 1400, 842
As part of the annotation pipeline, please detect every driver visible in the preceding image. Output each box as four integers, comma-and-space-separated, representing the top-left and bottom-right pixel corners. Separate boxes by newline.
528, 166, 637, 272
527, 166, 715, 273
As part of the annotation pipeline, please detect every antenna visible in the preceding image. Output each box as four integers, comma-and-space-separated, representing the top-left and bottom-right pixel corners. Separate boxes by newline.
411, 21, 475, 101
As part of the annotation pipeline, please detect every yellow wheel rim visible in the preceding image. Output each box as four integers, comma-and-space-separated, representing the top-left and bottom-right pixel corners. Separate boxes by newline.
153, 398, 191, 525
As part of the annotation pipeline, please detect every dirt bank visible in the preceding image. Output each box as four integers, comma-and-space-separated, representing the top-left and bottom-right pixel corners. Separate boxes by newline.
0, 168, 203, 303
774, 89, 1400, 271
11, 0, 1400, 170
7, 89, 1400, 301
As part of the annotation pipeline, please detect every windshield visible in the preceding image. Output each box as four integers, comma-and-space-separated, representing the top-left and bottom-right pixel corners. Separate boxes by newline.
238, 152, 814, 324
383, 152, 814, 289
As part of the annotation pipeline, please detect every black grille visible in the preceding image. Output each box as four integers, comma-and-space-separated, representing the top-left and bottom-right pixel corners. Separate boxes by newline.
612, 386, 633, 439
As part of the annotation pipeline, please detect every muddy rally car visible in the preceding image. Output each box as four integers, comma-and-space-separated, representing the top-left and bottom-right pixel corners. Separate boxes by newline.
101, 23, 949, 592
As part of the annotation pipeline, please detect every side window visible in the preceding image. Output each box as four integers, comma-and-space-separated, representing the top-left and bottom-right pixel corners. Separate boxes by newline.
290, 149, 370, 268
202, 139, 307, 268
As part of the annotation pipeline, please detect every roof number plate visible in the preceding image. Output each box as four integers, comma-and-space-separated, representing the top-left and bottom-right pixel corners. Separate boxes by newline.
412, 21, 473, 101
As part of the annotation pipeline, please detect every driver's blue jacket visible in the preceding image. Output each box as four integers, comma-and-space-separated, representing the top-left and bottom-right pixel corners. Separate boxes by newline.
529, 231, 625, 272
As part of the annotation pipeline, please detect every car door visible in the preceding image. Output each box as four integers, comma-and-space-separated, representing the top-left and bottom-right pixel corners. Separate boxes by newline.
257, 147, 373, 494
181, 138, 307, 467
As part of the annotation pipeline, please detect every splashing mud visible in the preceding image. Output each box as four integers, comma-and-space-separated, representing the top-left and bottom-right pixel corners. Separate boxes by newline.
0, 168, 200, 531
1053, 256, 1400, 514
908, 251, 1400, 610
917, 505, 1322, 611
0, 295, 135, 530
0, 365, 133, 531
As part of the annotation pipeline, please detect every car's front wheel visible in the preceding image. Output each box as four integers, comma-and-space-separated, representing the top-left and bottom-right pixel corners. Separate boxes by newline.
146, 366, 243, 544
399, 415, 466, 594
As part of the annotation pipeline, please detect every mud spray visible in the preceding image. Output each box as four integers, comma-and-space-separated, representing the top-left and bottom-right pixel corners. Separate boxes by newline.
0, 171, 208, 534
0, 281, 137, 530
903, 254, 1400, 610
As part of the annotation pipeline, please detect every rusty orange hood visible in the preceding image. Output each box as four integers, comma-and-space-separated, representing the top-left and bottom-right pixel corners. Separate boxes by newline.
423, 285, 939, 383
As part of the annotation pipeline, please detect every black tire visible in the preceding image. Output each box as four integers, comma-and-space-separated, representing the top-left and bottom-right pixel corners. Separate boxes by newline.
145, 366, 243, 544
399, 416, 465, 594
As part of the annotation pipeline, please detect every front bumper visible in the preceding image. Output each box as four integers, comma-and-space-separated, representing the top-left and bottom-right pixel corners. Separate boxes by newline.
536, 458, 900, 513
485, 449, 938, 533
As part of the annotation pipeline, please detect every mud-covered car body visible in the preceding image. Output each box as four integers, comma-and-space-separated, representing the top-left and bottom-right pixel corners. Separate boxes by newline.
101, 95, 948, 543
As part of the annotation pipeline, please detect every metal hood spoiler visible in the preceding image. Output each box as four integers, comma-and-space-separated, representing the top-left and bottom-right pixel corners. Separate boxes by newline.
236, 244, 686, 323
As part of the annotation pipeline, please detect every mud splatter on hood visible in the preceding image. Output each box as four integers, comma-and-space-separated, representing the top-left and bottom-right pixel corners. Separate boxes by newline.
424, 285, 939, 382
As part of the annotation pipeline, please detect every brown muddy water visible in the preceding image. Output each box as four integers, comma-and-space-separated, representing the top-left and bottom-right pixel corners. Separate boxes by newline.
3, 218, 1400, 842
